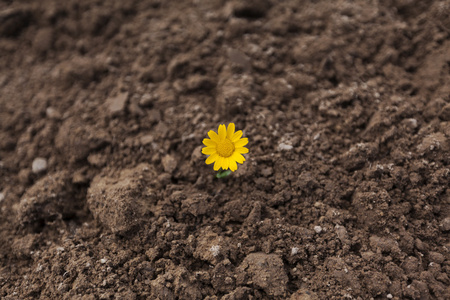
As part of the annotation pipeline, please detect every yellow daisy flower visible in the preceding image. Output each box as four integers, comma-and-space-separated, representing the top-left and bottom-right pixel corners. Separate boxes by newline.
202, 123, 249, 172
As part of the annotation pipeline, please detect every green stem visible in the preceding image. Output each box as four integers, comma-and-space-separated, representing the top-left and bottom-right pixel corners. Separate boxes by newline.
216, 169, 232, 178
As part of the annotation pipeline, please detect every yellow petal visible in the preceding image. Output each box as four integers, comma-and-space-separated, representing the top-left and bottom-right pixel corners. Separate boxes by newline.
208, 130, 219, 142
218, 124, 226, 140
202, 138, 216, 147
236, 147, 249, 154
231, 130, 243, 142
222, 157, 229, 170
214, 156, 223, 171
232, 152, 245, 164
229, 160, 237, 172
202, 147, 216, 155
234, 138, 248, 148
227, 123, 235, 139
205, 153, 218, 164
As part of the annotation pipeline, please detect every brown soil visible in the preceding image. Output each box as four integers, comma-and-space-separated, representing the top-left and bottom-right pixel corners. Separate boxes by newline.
1, 0, 449, 299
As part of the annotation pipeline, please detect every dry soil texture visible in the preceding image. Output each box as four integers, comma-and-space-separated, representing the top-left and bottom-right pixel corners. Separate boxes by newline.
1, 0, 450, 299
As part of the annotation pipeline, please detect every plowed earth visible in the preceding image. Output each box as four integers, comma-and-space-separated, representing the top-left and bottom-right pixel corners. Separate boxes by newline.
1, 0, 449, 299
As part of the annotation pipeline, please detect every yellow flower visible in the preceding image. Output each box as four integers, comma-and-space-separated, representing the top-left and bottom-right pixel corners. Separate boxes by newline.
202, 123, 249, 172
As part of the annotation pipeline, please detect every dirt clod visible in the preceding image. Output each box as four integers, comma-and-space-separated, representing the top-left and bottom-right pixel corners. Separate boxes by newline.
87, 163, 156, 234
237, 252, 288, 297
15, 171, 81, 229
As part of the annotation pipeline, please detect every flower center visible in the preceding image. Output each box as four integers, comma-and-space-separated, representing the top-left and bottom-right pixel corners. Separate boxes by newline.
216, 138, 235, 157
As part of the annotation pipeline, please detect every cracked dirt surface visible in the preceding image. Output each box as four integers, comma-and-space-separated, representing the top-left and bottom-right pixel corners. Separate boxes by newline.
1, 0, 449, 299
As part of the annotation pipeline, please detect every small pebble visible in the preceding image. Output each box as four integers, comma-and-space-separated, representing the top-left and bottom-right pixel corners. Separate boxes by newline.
32, 158, 47, 174
100, 258, 107, 264
140, 135, 154, 146
405, 118, 418, 129
0, 192, 4, 202
46, 107, 61, 120
314, 226, 322, 234
291, 247, 299, 255
162, 155, 177, 174
387, 294, 393, 299
106, 92, 128, 117
209, 245, 220, 257
277, 143, 293, 151
139, 93, 156, 107
261, 167, 273, 177
440, 217, 450, 232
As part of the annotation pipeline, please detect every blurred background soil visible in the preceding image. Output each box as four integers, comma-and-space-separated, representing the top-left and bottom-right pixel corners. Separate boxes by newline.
0, 0, 449, 299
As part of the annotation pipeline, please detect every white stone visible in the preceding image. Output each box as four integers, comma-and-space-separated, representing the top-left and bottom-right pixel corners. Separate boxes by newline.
277, 142, 293, 151
100, 258, 107, 264
32, 158, 48, 174
209, 245, 220, 257
406, 118, 418, 129
46, 107, 61, 120
387, 294, 393, 299
314, 226, 323, 234
291, 247, 299, 255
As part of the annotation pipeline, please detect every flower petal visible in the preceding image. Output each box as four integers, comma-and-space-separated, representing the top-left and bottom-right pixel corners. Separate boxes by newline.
231, 130, 243, 142
202, 138, 216, 147
229, 159, 238, 172
214, 156, 223, 171
218, 124, 227, 140
202, 147, 216, 155
222, 157, 229, 170
205, 153, 218, 164
234, 138, 248, 148
208, 130, 220, 142
227, 123, 235, 139
232, 152, 245, 164
236, 147, 249, 154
